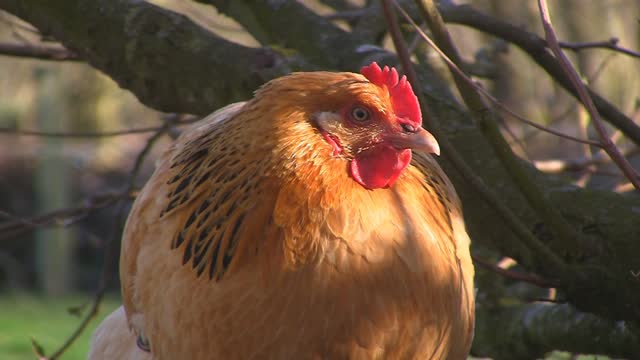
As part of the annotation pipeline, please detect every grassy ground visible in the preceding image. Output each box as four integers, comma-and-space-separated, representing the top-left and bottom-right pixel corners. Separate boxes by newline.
0, 293, 120, 360
0, 294, 611, 360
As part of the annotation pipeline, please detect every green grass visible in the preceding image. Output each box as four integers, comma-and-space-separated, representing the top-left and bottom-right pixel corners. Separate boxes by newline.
0, 293, 120, 360
0, 294, 613, 360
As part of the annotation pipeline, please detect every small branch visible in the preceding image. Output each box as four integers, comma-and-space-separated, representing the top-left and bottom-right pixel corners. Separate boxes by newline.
0, 13, 40, 35
0, 192, 130, 241
380, 0, 571, 275
0, 115, 182, 243
403, 0, 585, 261
0, 114, 198, 138
324, 9, 367, 21
437, 3, 640, 147
394, 4, 601, 147
515, 52, 617, 145
0, 42, 78, 61
560, 38, 640, 59
472, 255, 558, 288
0, 126, 161, 138
43, 125, 170, 360
537, 0, 640, 191
534, 146, 640, 174
337, 0, 640, 144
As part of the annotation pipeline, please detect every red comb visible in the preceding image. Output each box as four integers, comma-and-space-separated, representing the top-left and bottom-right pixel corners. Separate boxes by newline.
360, 62, 422, 127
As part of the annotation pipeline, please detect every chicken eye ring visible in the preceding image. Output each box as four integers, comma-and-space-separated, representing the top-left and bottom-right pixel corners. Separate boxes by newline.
351, 106, 370, 122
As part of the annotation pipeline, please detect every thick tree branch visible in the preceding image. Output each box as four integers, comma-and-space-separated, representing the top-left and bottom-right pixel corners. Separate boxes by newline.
473, 303, 640, 359
195, 0, 371, 71
0, 0, 307, 115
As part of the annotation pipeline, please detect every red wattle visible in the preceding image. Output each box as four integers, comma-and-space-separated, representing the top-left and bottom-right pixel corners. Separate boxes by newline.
350, 145, 412, 189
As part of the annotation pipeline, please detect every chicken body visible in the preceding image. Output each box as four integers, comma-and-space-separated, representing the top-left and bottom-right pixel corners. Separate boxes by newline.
90, 66, 475, 359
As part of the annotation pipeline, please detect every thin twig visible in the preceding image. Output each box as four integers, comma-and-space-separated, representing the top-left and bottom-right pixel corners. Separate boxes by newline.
44, 126, 169, 360
405, 0, 585, 259
537, 0, 640, 191
0, 193, 129, 241
437, 3, 640, 146
559, 38, 640, 59
0, 42, 79, 61
381, 0, 569, 275
500, 116, 532, 161
533, 147, 640, 174
324, 9, 367, 21
0, 14, 40, 35
0, 126, 162, 138
472, 255, 558, 288
515, 52, 617, 144
394, 4, 601, 147
0, 114, 198, 138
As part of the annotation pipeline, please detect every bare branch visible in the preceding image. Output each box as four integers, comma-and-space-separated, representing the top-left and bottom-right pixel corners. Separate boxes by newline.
43, 124, 170, 360
0, 41, 78, 61
515, 52, 618, 145
195, 0, 367, 70
472, 255, 558, 288
537, 0, 640, 191
0, 0, 305, 115
381, 0, 570, 274
437, 2, 640, 147
0, 192, 128, 241
324, 9, 367, 21
403, 0, 589, 263
560, 38, 640, 59
534, 147, 640, 174
395, 4, 601, 147
1, 126, 161, 138
0, 115, 198, 138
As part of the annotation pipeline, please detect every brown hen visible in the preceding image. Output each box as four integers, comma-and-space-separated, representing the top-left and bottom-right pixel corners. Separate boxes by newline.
89, 63, 475, 360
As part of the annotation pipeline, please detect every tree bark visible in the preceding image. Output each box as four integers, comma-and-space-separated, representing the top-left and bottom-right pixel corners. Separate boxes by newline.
0, 0, 307, 115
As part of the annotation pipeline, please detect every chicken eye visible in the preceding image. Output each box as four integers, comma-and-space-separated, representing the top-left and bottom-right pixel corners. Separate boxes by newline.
351, 107, 370, 122
401, 123, 417, 133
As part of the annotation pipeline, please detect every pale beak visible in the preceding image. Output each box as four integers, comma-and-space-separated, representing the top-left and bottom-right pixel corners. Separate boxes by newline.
388, 127, 441, 156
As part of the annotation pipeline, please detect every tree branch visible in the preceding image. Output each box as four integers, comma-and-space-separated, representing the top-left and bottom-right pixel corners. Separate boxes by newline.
537, 0, 640, 191
404, 0, 583, 263
194, 0, 371, 71
0, 192, 128, 241
560, 37, 640, 59
472, 255, 558, 288
0, 41, 78, 60
0, 0, 306, 115
344, 1, 640, 147
0, 115, 197, 138
473, 303, 640, 358
438, 3, 640, 147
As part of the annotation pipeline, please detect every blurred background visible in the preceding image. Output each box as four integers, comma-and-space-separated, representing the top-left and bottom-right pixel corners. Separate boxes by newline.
0, 0, 638, 359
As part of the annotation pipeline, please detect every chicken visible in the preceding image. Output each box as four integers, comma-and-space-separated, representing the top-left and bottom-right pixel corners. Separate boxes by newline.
89, 62, 475, 359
